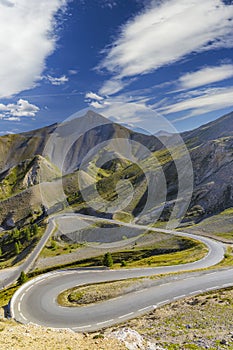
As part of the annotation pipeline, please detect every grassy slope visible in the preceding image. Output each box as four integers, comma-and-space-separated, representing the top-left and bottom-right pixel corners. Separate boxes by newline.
182, 208, 233, 242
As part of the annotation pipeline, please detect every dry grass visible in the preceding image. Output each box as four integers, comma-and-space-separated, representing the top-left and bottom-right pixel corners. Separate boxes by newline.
57, 278, 150, 307
0, 321, 126, 350
110, 287, 233, 349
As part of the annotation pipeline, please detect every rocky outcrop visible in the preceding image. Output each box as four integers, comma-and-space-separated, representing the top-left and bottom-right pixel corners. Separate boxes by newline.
109, 328, 165, 350
1, 109, 233, 225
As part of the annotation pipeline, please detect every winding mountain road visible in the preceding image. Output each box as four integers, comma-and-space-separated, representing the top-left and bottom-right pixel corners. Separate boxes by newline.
9, 213, 229, 332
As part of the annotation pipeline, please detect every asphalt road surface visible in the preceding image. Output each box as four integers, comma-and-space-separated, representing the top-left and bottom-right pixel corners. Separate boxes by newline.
10, 213, 228, 332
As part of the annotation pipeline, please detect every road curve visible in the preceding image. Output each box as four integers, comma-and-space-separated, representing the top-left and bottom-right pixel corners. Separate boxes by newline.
10, 213, 227, 331
0, 219, 56, 290
11, 267, 233, 332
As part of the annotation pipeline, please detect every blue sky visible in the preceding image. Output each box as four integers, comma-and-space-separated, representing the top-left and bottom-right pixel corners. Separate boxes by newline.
0, 0, 233, 135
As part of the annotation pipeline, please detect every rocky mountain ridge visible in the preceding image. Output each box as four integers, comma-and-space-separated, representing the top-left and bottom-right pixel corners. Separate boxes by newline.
0, 110, 232, 228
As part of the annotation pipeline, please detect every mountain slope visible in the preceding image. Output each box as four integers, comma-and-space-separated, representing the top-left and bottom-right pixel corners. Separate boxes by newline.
182, 111, 233, 148
0, 155, 61, 200
0, 109, 233, 228
0, 123, 57, 173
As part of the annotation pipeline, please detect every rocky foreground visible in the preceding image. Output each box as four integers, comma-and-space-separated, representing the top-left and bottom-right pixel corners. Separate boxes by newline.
2, 287, 233, 349
0, 321, 126, 350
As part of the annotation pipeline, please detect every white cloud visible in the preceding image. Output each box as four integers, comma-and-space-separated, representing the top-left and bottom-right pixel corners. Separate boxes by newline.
159, 86, 233, 119
99, 0, 233, 92
0, 99, 39, 119
0, 130, 15, 134
99, 79, 129, 96
0, 0, 68, 98
100, 0, 117, 9
179, 64, 233, 89
90, 101, 103, 109
98, 98, 177, 134
46, 75, 69, 86
85, 92, 104, 101
68, 69, 78, 75
0, 0, 14, 7
7, 116, 20, 121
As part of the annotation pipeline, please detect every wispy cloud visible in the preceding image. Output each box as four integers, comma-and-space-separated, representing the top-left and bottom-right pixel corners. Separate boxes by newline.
98, 0, 233, 95
159, 86, 233, 120
68, 69, 78, 75
99, 79, 128, 96
0, 99, 39, 120
46, 75, 69, 86
85, 92, 104, 101
90, 101, 103, 109
178, 64, 233, 90
0, 0, 68, 98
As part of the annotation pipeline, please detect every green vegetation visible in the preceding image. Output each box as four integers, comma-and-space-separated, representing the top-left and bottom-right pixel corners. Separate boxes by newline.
121, 260, 127, 267
39, 237, 84, 258
214, 246, 233, 268
103, 252, 113, 267
111, 240, 207, 269
0, 223, 45, 268
17, 271, 28, 285
14, 242, 19, 255
31, 236, 207, 275
57, 278, 146, 307
50, 239, 57, 250
183, 207, 233, 241
0, 285, 18, 307
0, 155, 61, 201
113, 211, 133, 223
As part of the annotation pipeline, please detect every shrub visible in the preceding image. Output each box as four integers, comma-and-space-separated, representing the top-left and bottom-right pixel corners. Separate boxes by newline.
17, 271, 28, 285
121, 260, 127, 267
14, 242, 19, 255
103, 252, 113, 267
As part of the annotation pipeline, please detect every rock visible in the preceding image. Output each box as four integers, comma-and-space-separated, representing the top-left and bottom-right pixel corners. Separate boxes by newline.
220, 339, 228, 345
109, 328, 166, 350
2, 213, 15, 229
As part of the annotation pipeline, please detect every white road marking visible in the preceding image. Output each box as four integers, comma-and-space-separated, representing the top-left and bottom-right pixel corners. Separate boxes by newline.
25, 285, 34, 293
18, 303, 21, 312
96, 319, 114, 326
134, 290, 144, 294
189, 290, 203, 295
20, 313, 27, 322
138, 306, 151, 312
223, 283, 233, 288
173, 295, 186, 300
118, 312, 134, 319
34, 280, 44, 286
11, 213, 226, 330
73, 325, 92, 330
111, 296, 123, 301
19, 293, 25, 302
157, 299, 170, 306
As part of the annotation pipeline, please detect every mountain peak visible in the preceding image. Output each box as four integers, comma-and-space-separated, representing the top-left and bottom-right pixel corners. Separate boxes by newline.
183, 110, 233, 148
